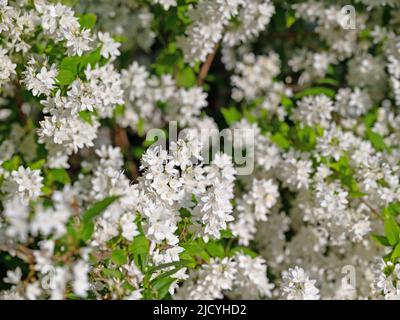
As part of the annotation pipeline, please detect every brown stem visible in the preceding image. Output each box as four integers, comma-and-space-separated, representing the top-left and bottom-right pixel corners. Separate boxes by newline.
113, 125, 139, 180
13, 81, 27, 125
0, 243, 35, 264
361, 198, 384, 221
197, 43, 219, 86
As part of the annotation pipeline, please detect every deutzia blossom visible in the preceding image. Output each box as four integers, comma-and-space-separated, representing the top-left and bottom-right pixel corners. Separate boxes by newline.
2, 0, 400, 302
22, 60, 57, 97
98, 32, 121, 59
293, 95, 334, 129
72, 260, 90, 297
281, 266, 320, 300
177, 0, 245, 64
0, 48, 16, 87
3, 166, 43, 204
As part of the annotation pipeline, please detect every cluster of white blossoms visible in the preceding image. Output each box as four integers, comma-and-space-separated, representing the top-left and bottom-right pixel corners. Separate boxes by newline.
119, 61, 208, 133
1, 0, 400, 301
232, 178, 279, 245
77, 0, 156, 51
281, 266, 320, 300
373, 259, 400, 299
175, 253, 274, 300
178, 0, 275, 64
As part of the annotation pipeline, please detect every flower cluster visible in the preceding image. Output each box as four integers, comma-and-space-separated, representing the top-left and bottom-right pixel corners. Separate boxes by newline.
1, 0, 400, 301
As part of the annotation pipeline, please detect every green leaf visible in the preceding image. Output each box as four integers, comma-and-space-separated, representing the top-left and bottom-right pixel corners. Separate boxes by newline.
57, 69, 76, 86
57, 56, 81, 86
281, 96, 294, 113
286, 14, 296, 28
391, 242, 400, 260
229, 246, 258, 258
80, 47, 102, 71
316, 78, 339, 86
294, 87, 336, 99
387, 202, 400, 217
130, 234, 150, 270
102, 268, 123, 279
130, 235, 150, 256
243, 109, 257, 124
2, 155, 21, 172
79, 110, 93, 124
111, 249, 127, 266
137, 118, 145, 137
133, 147, 145, 160
366, 129, 387, 151
67, 222, 79, 243
41, 185, 53, 196
82, 196, 119, 222
29, 159, 45, 170
220, 229, 234, 239
363, 111, 377, 129
384, 215, 400, 246
46, 168, 71, 186
205, 242, 225, 258
152, 277, 175, 300
81, 221, 94, 242
79, 196, 119, 242
153, 51, 181, 75
181, 241, 209, 262
221, 107, 242, 126
359, 28, 372, 40
113, 104, 125, 116
176, 67, 196, 88
60, 56, 81, 74
79, 13, 97, 29
271, 132, 291, 150
371, 234, 391, 247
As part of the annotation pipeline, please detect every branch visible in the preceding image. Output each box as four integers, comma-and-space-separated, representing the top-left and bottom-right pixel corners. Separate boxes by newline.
197, 43, 219, 86
361, 198, 384, 221
113, 125, 139, 180
0, 242, 35, 264
13, 81, 27, 125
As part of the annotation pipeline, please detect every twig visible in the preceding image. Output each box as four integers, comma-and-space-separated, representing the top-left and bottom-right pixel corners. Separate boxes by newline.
13, 81, 27, 125
197, 43, 219, 86
361, 198, 384, 221
113, 125, 139, 180
0, 243, 35, 264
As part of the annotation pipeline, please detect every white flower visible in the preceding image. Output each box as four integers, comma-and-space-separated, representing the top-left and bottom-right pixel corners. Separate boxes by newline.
223, 0, 275, 47
281, 266, 320, 300
2, 196, 30, 241
22, 61, 57, 97
177, 0, 245, 64
26, 282, 42, 300
65, 29, 92, 56
3, 268, 22, 285
231, 253, 274, 299
4, 166, 43, 204
98, 32, 120, 59
0, 48, 16, 87
120, 213, 139, 241
175, 257, 237, 300
72, 260, 90, 297
293, 95, 334, 128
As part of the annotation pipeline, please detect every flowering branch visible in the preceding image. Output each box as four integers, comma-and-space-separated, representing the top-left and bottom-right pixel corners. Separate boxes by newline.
197, 43, 219, 86
361, 198, 384, 221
